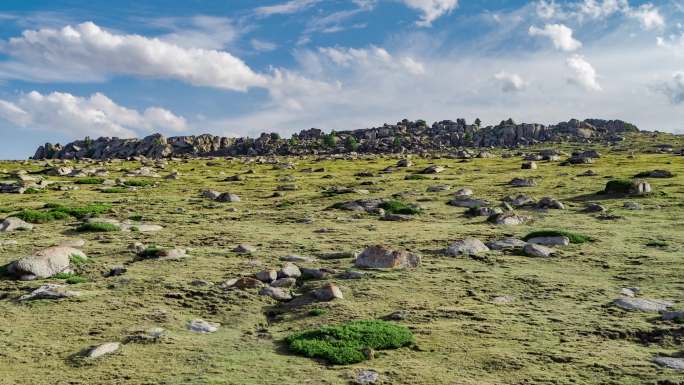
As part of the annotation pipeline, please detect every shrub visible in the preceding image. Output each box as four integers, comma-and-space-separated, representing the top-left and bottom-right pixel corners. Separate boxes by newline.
75, 178, 105, 185
101, 187, 128, 193
123, 179, 155, 187
404, 174, 428, 180
14, 209, 70, 223
24, 187, 43, 194
345, 136, 359, 152
603, 180, 632, 194
308, 308, 328, 317
46, 203, 112, 219
523, 230, 592, 244
138, 246, 163, 258
323, 133, 338, 148
285, 320, 414, 365
128, 214, 144, 221
76, 222, 120, 232
379, 200, 421, 215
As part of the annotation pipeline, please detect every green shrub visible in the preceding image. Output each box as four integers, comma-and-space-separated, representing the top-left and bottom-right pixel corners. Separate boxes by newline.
379, 200, 421, 215
14, 209, 70, 223
24, 187, 43, 194
75, 178, 105, 185
52, 272, 75, 279
101, 187, 128, 193
603, 180, 632, 194
76, 222, 120, 232
46, 203, 112, 219
404, 174, 428, 180
123, 179, 155, 187
65, 275, 88, 284
285, 320, 413, 365
69, 254, 88, 267
646, 240, 668, 247
128, 214, 144, 221
523, 230, 592, 244
138, 246, 163, 258
308, 308, 328, 317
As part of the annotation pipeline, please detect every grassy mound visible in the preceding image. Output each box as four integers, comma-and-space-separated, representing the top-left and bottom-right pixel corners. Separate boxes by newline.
285, 320, 414, 365
44, 203, 112, 220
603, 180, 632, 194
523, 230, 592, 244
138, 246, 163, 258
76, 222, 120, 232
123, 179, 155, 187
405, 174, 428, 180
379, 200, 421, 215
14, 209, 71, 223
75, 178, 105, 185
101, 187, 128, 193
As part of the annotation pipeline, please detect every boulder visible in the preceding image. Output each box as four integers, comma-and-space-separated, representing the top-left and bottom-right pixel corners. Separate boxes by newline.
86, 342, 120, 359
652, 357, 684, 371
527, 236, 570, 246
523, 243, 556, 257
612, 298, 673, 312
259, 286, 292, 301
313, 283, 343, 301
354, 245, 421, 269
9, 246, 86, 280
445, 238, 489, 256
486, 238, 527, 250
188, 319, 220, 333
0, 217, 33, 232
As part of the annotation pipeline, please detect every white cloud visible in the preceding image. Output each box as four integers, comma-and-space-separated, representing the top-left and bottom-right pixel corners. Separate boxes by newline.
251, 38, 277, 52
0, 91, 188, 138
156, 16, 238, 50
318, 46, 425, 75
576, 0, 627, 20
536, 0, 561, 19
566, 54, 602, 91
656, 72, 684, 104
0, 22, 268, 91
401, 0, 459, 27
529, 24, 582, 51
494, 71, 527, 92
626, 4, 665, 30
255, 0, 320, 16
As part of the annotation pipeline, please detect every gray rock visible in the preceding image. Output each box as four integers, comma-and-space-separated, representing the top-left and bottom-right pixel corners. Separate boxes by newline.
453, 188, 473, 197
18, 284, 81, 301
486, 238, 527, 250
527, 236, 570, 246
9, 246, 86, 280
86, 342, 120, 359
188, 319, 220, 333
216, 192, 241, 202
259, 286, 292, 301
255, 269, 278, 282
355, 245, 421, 269
421, 165, 445, 174
445, 238, 489, 256
488, 212, 530, 225
449, 197, 490, 208
354, 369, 380, 384
279, 263, 301, 278
279, 255, 314, 263
427, 185, 451, 192
612, 298, 673, 312
313, 283, 343, 301
652, 356, 684, 370
271, 277, 297, 288
662, 311, 684, 321
509, 177, 538, 187
233, 244, 256, 254
523, 243, 555, 257
0, 217, 33, 232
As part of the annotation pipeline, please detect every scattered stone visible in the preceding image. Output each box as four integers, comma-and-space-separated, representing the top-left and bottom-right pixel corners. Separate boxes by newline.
662, 311, 684, 321
354, 369, 380, 384
18, 284, 81, 301
259, 286, 292, 301
104, 266, 127, 277
620, 287, 640, 297
233, 244, 257, 254
279, 263, 301, 278
421, 165, 445, 174
526, 236, 570, 246
313, 283, 343, 301
623, 202, 642, 210
488, 212, 530, 225
124, 327, 167, 344
537, 197, 565, 210
465, 207, 503, 217
216, 192, 241, 202
280, 255, 314, 263
381, 213, 413, 221
612, 298, 673, 312
486, 238, 527, 250
255, 269, 278, 283
188, 319, 220, 333
300, 267, 328, 279
583, 203, 606, 213
636, 170, 673, 178
509, 177, 538, 187
232, 277, 264, 289
521, 161, 537, 170
652, 356, 684, 371
449, 197, 490, 208
396, 159, 413, 167
271, 277, 297, 288
427, 185, 451, 192
0, 217, 33, 232
8, 246, 86, 280
492, 295, 516, 304
453, 188, 473, 197
523, 243, 556, 258
354, 245, 421, 269
445, 238, 489, 256
86, 342, 121, 359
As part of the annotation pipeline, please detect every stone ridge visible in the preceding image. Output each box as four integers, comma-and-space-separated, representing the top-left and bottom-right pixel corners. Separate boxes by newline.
32, 118, 638, 159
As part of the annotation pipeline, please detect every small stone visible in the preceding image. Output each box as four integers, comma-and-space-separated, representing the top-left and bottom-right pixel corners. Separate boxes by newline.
271, 277, 297, 288
354, 369, 380, 384
313, 283, 343, 301
527, 236, 570, 246
662, 311, 684, 321
232, 277, 264, 289
620, 287, 640, 297
86, 342, 120, 359
652, 356, 684, 371
104, 266, 127, 277
486, 238, 527, 250
445, 238, 489, 256
255, 269, 278, 283
259, 286, 292, 301
188, 319, 220, 333
355, 245, 421, 269
18, 284, 81, 301
233, 244, 256, 254
279, 263, 301, 278
492, 295, 515, 304
612, 298, 673, 312
0, 217, 33, 232
523, 243, 555, 258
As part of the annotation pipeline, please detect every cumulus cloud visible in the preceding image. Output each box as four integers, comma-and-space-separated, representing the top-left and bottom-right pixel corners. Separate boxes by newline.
626, 4, 665, 30
566, 54, 602, 91
401, 0, 459, 27
529, 24, 582, 51
255, 0, 320, 16
494, 71, 527, 92
318, 46, 425, 75
0, 91, 188, 138
0, 22, 268, 91
656, 72, 684, 104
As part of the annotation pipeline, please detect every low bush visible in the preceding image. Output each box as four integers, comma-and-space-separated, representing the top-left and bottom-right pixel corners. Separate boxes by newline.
101, 187, 128, 193
14, 209, 70, 223
523, 230, 592, 244
76, 222, 120, 232
603, 180, 632, 194
75, 178, 105, 185
308, 308, 328, 317
69, 254, 88, 266
123, 179, 155, 187
285, 320, 414, 365
404, 174, 428, 180
379, 200, 421, 215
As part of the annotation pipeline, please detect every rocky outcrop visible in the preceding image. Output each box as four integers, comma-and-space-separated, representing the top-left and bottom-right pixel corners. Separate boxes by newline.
32, 118, 639, 160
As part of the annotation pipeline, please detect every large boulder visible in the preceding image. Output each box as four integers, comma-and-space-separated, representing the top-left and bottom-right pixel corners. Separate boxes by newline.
8, 246, 86, 280
354, 245, 421, 269
0, 217, 33, 232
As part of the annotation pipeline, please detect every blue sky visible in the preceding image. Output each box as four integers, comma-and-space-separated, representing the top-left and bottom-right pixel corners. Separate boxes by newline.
0, 0, 682, 158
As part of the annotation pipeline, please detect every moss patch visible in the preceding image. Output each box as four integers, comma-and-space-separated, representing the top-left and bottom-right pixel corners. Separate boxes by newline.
285, 320, 414, 365
76, 222, 119, 232
379, 200, 421, 215
74, 178, 105, 185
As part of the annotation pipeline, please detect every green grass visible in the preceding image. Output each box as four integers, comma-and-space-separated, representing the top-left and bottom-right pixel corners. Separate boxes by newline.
138, 246, 163, 258
523, 230, 592, 244
52, 272, 88, 284
75, 222, 120, 232
23, 188, 43, 194
44, 203, 112, 219
128, 214, 144, 221
285, 320, 414, 365
74, 178, 105, 185
101, 187, 128, 193
123, 179, 155, 187
69, 254, 88, 267
308, 308, 328, 317
379, 200, 421, 215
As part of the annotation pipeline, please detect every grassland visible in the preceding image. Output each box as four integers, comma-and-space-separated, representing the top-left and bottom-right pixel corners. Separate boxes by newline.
0, 134, 682, 385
